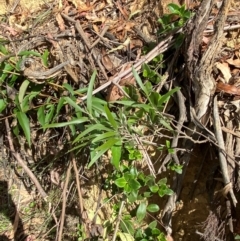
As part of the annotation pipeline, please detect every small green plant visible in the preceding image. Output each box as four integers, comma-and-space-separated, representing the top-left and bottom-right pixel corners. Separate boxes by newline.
0, 7, 183, 237
158, 3, 192, 33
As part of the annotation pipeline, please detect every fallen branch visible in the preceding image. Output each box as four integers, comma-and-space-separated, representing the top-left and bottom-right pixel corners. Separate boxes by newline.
213, 96, 237, 206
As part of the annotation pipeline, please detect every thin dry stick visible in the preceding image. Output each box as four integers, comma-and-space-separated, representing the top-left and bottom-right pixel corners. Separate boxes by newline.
204, 24, 240, 33
57, 161, 72, 241
75, 20, 91, 50
71, 152, 85, 225
79, 33, 177, 101
112, 200, 125, 241
5, 118, 47, 199
90, 24, 110, 49
213, 96, 237, 207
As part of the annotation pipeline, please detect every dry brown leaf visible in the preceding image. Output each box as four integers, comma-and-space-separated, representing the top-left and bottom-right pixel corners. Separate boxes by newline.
101, 54, 115, 73
56, 13, 65, 32
101, 50, 122, 74
216, 82, 240, 95
95, 2, 106, 11
106, 85, 123, 101
226, 58, 240, 68
215, 62, 232, 83
130, 0, 147, 14
130, 39, 143, 49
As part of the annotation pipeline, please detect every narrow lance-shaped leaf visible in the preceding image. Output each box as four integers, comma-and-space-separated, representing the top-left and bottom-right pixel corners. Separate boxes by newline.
136, 202, 147, 222
73, 124, 113, 144
104, 104, 118, 129
92, 131, 118, 143
44, 117, 89, 128
87, 70, 97, 115
88, 138, 119, 168
37, 106, 45, 127
16, 112, 31, 146
19, 80, 30, 112
111, 141, 122, 169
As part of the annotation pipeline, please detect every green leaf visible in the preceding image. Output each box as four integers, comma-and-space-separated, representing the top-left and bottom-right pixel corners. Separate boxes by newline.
73, 124, 112, 144
37, 106, 45, 127
136, 202, 147, 222
149, 220, 157, 229
64, 97, 87, 114
117, 232, 134, 241
89, 138, 119, 167
104, 105, 118, 129
19, 80, 30, 111
0, 99, 7, 113
158, 178, 167, 185
45, 104, 55, 124
114, 100, 135, 106
115, 177, 127, 188
41, 50, 49, 67
157, 87, 180, 107
55, 97, 65, 119
87, 70, 97, 115
92, 131, 118, 143
149, 185, 159, 193
63, 83, 75, 96
158, 184, 174, 197
168, 3, 181, 14
0, 44, 9, 54
44, 117, 88, 128
18, 50, 41, 57
159, 118, 173, 131
147, 204, 159, 212
151, 228, 161, 235
127, 190, 138, 203
111, 142, 122, 169
128, 179, 141, 190
16, 112, 31, 146
120, 219, 135, 235
132, 67, 149, 97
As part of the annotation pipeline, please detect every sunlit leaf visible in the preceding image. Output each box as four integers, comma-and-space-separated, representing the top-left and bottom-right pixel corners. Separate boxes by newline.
117, 232, 134, 241
147, 204, 159, 212
64, 97, 87, 114
37, 106, 45, 127
63, 83, 75, 96
132, 67, 149, 97
149, 220, 157, 229
0, 99, 7, 113
73, 124, 112, 144
136, 202, 147, 222
104, 104, 118, 129
88, 138, 119, 167
92, 131, 118, 143
19, 80, 30, 111
41, 50, 49, 67
111, 141, 122, 170
44, 117, 88, 128
115, 177, 127, 188
87, 70, 97, 115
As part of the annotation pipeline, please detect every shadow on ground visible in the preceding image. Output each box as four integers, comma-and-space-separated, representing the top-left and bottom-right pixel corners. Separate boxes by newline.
0, 180, 27, 241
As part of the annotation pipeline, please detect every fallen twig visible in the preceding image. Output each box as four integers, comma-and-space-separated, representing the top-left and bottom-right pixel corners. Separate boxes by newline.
78, 32, 176, 101
213, 96, 237, 207
5, 118, 47, 199
57, 161, 72, 241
